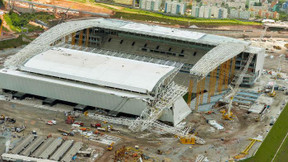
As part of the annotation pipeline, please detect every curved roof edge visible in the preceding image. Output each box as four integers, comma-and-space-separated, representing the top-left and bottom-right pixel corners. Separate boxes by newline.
5, 18, 256, 70
190, 43, 247, 79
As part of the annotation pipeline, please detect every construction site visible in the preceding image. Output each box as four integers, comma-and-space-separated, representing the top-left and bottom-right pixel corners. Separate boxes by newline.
0, 17, 287, 162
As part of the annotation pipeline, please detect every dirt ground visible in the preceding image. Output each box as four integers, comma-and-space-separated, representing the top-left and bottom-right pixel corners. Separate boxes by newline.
249, 38, 288, 73
33, 0, 114, 15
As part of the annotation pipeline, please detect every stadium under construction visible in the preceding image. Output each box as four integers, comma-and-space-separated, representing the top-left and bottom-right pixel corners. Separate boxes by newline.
0, 18, 264, 129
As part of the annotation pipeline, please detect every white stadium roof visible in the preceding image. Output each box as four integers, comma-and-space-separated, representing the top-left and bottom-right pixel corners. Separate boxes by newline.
20, 47, 175, 94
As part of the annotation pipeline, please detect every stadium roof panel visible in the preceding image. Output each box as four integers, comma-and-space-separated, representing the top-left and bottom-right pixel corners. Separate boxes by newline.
120, 23, 205, 40
21, 47, 175, 94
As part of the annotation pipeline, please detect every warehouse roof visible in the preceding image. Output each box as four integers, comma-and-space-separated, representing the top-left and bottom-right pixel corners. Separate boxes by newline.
21, 47, 175, 94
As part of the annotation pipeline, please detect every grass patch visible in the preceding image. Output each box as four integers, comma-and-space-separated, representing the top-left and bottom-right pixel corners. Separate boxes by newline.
3, 11, 54, 33
242, 103, 288, 162
114, 11, 260, 26
0, 35, 29, 50
113, 12, 260, 26
3, 14, 21, 32
274, 136, 288, 161
114, 0, 133, 5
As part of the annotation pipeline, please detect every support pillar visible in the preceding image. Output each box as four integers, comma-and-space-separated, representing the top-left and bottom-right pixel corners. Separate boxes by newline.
200, 78, 205, 104
65, 35, 69, 43
208, 68, 217, 103
231, 57, 236, 81
78, 30, 83, 47
85, 28, 90, 47
71, 32, 76, 45
187, 78, 194, 107
217, 62, 226, 93
195, 80, 201, 112
224, 60, 231, 90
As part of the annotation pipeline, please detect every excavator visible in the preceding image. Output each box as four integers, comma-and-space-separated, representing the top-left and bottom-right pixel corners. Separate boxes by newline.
107, 142, 115, 151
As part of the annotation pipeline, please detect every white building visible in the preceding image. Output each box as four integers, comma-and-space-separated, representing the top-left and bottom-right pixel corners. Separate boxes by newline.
211, 6, 219, 18
140, 0, 162, 11
191, 5, 199, 17
191, 5, 227, 19
227, 2, 245, 9
165, 0, 187, 15
229, 9, 239, 18
239, 10, 251, 19
204, 6, 211, 18
222, 8, 228, 18
199, 6, 205, 17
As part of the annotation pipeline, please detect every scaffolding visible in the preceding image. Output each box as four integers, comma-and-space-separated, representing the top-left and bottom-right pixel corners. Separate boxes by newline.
129, 81, 187, 132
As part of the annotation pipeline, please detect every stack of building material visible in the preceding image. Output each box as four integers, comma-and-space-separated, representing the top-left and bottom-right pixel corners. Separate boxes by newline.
10, 135, 35, 154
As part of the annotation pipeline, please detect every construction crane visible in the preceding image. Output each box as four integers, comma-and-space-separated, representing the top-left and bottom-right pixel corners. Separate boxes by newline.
222, 53, 254, 120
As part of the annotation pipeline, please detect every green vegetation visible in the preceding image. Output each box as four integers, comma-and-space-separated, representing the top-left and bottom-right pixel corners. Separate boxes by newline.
113, 12, 260, 26
114, 0, 133, 5
4, 11, 55, 33
279, 11, 288, 21
0, 35, 29, 50
274, 135, 288, 161
242, 103, 288, 162
3, 14, 21, 32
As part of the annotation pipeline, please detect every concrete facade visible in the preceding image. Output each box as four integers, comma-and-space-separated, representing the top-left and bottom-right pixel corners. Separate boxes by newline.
165, 0, 186, 15
140, 0, 162, 11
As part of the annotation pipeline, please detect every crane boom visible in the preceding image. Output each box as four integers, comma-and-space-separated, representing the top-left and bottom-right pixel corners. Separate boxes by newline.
225, 53, 255, 116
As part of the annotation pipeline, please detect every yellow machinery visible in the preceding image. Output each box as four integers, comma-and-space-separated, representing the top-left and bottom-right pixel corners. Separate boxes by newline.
178, 133, 197, 144
268, 90, 276, 97
83, 111, 88, 116
268, 84, 276, 97
234, 138, 261, 160
220, 109, 234, 120
107, 142, 115, 151
0, 114, 5, 120
241, 138, 261, 155
179, 136, 196, 144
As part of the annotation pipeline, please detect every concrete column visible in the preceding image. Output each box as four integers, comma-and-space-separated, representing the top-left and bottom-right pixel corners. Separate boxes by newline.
200, 78, 205, 104
224, 60, 231, 90
217, 63, 226, 93
187, 78, 194, 106
231, 57, 236, 81
195, 80, 201, 111
85, 28, 90, 47
208, 68, 217, 103
78, 30, 83, 47
65, 35, 69, 43
71, 32, 76, 45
